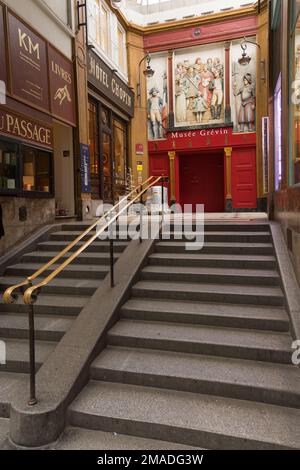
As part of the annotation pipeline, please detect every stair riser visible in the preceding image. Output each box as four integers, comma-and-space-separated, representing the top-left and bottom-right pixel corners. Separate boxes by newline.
0, 283, 99, 296
140, 271, 280, 287
107, 335, 291, 364
148, 258, 277, 270
120, 308, 289, 332
0, 403, 9, 419
37, 244, 127, 254
155, 245, 274, 255
90, 368, 300, 409
50, 233, 133, 242
0, 327, 64, 342
0, 361, 42, 374
68, 411, 291, 450
162, 234, 272, 243
21, 255, 118, 266
61, 224, 132, 232
4, 266, 108, 280
131, 287, 284, 307
168, 224, 271, 233
0, 304, 81, 316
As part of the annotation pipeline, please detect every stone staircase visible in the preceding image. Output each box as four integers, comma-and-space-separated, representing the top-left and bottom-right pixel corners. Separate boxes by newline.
67, 222, 300, 450
0, 222, 128, 420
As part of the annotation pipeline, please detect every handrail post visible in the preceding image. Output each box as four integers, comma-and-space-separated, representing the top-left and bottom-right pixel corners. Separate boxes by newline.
27, 280, 37, 406
139, 184, 143, 244
109, 207, 114, 288
161, 177, 165, 240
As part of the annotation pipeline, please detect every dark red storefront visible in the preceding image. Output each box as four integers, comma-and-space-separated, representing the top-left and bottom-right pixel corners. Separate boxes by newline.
149, 128, 257, 212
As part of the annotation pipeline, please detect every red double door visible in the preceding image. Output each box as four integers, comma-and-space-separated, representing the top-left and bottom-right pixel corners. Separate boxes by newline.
180, 152, 225, 212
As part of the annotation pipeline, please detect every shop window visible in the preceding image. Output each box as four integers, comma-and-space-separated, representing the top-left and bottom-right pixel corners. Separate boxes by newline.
0, 140, 18, 191
274, 76, 282, 191
23, 147, 51, 193
113, 119, 127, 200
103, 132, 112, 201
291, 6, 300, 184
88, 100, 101, 199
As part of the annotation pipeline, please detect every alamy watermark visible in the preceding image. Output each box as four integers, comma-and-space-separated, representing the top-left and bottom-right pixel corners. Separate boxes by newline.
95, 199, 205, 251
291, 340, 300, 365
0, 340, 6, 365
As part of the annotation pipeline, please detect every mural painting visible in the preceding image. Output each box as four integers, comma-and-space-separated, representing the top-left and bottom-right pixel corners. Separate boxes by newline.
174, 44, 225, 127
146, 54, 168, 140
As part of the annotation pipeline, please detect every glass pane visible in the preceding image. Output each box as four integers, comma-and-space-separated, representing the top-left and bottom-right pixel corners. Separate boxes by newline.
292, 17, 300, 184
88, 101, 101, 198
118, 28, 124, 71
0, 141, 18, 190
36, 150, 51, 193
23, 148, 36, 191
103, 132, 112, 201
113, 119, 127, 199
100, 4, 109, 54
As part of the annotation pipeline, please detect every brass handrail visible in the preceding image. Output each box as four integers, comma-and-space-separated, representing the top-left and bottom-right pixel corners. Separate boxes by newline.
2, 175, 157, 305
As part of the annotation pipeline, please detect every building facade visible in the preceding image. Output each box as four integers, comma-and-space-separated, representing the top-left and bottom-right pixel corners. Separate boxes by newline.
0, 0, 77, 255
143, 3, 269, 212
269, 0, 300, 283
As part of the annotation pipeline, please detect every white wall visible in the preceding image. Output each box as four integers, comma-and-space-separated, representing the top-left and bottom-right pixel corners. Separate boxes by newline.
3, 0, 74, 58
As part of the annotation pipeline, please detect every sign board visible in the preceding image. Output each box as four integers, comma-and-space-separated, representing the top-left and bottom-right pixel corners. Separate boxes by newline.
87, 49, 134, 117
137, 161, 143, 172
49, 45, 76, 126
80, 144, 91, 193
8, 12, 49, 112
135, 143, 144, 155
262, 117, 269, 194
0, 105, 53, 149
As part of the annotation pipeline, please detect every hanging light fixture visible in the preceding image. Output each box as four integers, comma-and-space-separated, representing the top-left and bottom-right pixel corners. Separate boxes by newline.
238, 41, 251, 66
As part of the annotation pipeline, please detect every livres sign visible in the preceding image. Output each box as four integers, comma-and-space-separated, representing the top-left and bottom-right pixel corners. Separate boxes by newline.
8, 11, 49, 112
0, 106, 53, 149
49, 45, 76, 126
88, 50, 134, 117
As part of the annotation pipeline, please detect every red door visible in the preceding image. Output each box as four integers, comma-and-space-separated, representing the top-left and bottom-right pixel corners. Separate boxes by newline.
180, 152, 224, 212
232, 148, 257, 209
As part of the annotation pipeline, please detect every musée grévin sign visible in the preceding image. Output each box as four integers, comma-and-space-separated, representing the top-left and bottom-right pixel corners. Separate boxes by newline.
5, 11, 75, 126
0, 106, 53, 149
88, 50, 134, 117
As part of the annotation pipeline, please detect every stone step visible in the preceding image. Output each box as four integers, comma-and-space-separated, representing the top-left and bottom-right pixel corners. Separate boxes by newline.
167, 223, 270, 232
0, 276, 103, 296
91, 346, 300, 408
107, 319, 292, 364
37, 240, 128, 254
160, 231, 272, 243
0, 313, 72, 341
68, 380, 300, 449
120, 298, 289, 332
0, 418, 9, 446
155, 241, 274, 255
0, 372, 27, 417
0, 294, 87, 315
21, 251, 119, 266
5, 263, 109, 280
54, 426, 198, 450
141, 265, 280, 286
0, 338, 55, 373
149, 253, 277, 269
132, 281, 284, 306
50, 231, 134, 242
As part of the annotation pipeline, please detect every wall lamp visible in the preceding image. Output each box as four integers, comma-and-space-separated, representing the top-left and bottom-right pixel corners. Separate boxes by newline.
137, 51, 155, 106
239, 36, 266, 82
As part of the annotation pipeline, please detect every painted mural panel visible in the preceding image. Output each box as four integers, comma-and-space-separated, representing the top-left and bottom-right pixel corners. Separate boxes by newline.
231, 38, 257, 133
146, 54, 168, 140
174, 43, 225, 128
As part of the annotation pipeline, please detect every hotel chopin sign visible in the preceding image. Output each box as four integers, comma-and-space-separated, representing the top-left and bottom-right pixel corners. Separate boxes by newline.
88, 50, 134, 117
5, 11, 75, 126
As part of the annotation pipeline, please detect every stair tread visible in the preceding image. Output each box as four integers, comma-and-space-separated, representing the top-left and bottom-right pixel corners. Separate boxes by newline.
5, 262, 109, 273
0, 276, 102, 290
92, 346, 300, 396
162, 231, 271, 236
150, 253, 276, 261
0, 418, 9, 445
54, 426, 198, 450
0, 293, 88, 307
108, 319, 292, 351
0, 371, 27, 409
133, 280, 283, 297
121, 298, 288, 321
38, 240, 128, 247
157, 242, 273, 248
0, 338, 55, 365
0, 313, 73, 334
142, 266, 279, 278
69, 380, 300, 449
23, 251, 119, 259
